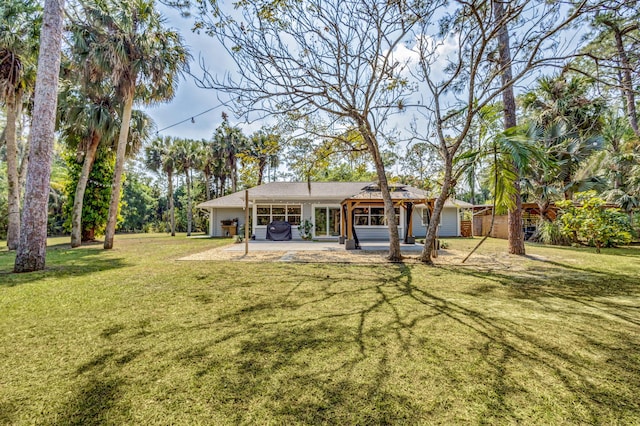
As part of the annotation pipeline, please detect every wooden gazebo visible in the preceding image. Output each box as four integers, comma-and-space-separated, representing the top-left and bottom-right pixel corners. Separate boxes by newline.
340, 184, 432, 249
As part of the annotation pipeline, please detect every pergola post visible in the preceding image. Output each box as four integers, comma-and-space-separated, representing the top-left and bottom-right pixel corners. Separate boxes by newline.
345, 201, 357, 250
339, 190, 429, 250
340, 204, 346, 244
404, 202, 415, 244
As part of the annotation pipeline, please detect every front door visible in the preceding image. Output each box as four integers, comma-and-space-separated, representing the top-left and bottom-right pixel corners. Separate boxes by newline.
314, 206, 341, 237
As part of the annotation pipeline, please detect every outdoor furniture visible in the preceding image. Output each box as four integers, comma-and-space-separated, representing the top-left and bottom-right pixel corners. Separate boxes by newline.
221, 219, 238, 236
221, 224, 237, 236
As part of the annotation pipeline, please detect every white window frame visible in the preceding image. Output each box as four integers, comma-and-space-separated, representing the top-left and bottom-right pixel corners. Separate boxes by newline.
312, 205, 342, 238
353, 206, 400, 227
422, 207, 442, 228
255, 204, 302, 226
421, 207, 429, 226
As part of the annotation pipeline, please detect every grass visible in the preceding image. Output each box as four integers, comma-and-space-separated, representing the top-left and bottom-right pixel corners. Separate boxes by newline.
1, 234, 639, 424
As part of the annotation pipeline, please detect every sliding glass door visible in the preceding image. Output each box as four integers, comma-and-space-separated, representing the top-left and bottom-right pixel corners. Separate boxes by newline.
314, 206, 341, 237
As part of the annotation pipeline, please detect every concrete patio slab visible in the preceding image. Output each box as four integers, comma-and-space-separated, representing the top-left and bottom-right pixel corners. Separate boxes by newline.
222, 240, 424, 252
180, 238, 507, 265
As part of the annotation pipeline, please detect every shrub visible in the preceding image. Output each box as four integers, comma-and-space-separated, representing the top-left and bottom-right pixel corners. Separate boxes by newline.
557, 191, 633, 253
63, 151, 116, 240
298, 219, 313, 240
536, 220, 571, 246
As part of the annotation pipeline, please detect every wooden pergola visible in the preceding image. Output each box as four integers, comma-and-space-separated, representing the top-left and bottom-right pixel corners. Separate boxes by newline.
339, 185, 432, 250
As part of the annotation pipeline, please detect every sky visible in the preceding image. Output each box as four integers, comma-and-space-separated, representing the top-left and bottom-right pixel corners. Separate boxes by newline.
145, 1, 591, 147
143, 4, 459, 144
143, 5, 249, 141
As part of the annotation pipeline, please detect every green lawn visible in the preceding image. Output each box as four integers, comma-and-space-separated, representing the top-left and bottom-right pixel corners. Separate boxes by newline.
1, 234, 639, 424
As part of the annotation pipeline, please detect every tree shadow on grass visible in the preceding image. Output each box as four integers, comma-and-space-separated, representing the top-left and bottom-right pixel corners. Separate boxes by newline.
448, 256, 640, 329
529, 243, 640, 259
165, 265, 450, 422
0, 401, 17, 425
0, 248, 128, 287
52, 346, 143, 425
56, 376, 126, 426
405, 263, 640, 423
179, 321, 425, 424
452, 255, 640, 298
177, 261, 640, 423
32, 257, 639, 424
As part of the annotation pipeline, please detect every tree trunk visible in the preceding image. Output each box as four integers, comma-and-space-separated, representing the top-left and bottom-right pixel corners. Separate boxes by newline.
563, 175, 573, 200
230, 157, 237, 193
17, 102, 29, 193
538, 199, 550, 222
104, 88, 134, 250
204, 170, 211, 200
5, 94, 20, 250
168, 169, 175, 236
359, 121, 401, 261
186, 167, 192, 236
421, 158, 453, 264
219, 175, 227, 197
257, 158, 266, 186
613, 28, 639, 137
70, 132, 100, 248
493, 0, 525, 255
469, 169, 476, 205
82, 227, 96, 242
507, 183, 525, 254
14, 0, 64, 272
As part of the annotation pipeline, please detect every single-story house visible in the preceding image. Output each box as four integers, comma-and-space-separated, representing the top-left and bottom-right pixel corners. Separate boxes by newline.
196, 182, 473, 248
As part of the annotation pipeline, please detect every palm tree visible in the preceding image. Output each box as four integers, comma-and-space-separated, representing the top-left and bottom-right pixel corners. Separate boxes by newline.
58, 77, 153, 246
244, 129, 281, 186
198, 139, 216, 200
145, 136, 177, 236
462, 124, 545, 262
518, 122, 602, 222
482, 0, 526, 257
212, 148, 227, 198
267, 149, 280, 183
75, 0, 189, 249
214, 114, 247, 194
57, 82, 119, 247
522, 73, 606, 200
14, 0, 64, 272
467, 117, 546, 238
0, 0, 40, 250
593, 114, 640, 223
173, 138, 200, 236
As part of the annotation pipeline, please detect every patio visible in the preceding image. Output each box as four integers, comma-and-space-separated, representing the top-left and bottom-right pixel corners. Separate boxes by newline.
222, 240, 425, 253
178, 239, 475, 264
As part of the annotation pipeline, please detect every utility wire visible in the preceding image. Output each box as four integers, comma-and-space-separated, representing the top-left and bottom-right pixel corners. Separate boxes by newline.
155, 104, 224, 134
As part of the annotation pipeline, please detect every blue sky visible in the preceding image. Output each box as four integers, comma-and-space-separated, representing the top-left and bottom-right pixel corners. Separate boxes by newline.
143, 4, 451, 144
143, 5, 249, 141
145, 2, 589, 147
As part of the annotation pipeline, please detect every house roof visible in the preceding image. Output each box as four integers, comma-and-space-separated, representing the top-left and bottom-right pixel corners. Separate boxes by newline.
196, 182, 375, 209
443, 198, 474, 208
196, 181, 474, 209
345, 183, 429, 202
